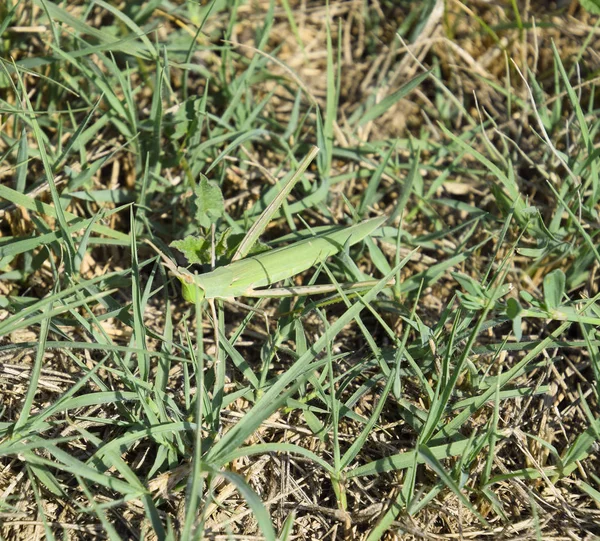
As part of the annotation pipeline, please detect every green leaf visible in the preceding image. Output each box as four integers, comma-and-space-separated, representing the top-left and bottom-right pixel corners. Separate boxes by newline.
457, 292, 485, 311
452, 272, 484, 297
579, 480, 600, 504
170, 236, 209, 265
543, 269, 565, 310
490, 283, 513, 302
580, 0, 600, 14
170, 97, 201, 142
171, 228, 271, 267
517, 246, 547, 259
512, 314, 523, 342
194, 174, 224, 228
520, 290, 535, 304
506, 298, 523, 319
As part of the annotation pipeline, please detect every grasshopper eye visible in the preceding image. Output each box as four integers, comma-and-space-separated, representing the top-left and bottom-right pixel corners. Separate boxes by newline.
176, 267, 195, 283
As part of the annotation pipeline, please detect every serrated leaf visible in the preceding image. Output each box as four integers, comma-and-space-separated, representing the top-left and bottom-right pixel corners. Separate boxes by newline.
194, 174, 224, 228
171, 229, 272, 268
543, 269, 565, 310
581, 0, 600, 14
171, 236, 209, 265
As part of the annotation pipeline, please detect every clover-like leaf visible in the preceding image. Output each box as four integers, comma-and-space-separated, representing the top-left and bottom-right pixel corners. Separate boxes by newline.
506, 298, 522, 320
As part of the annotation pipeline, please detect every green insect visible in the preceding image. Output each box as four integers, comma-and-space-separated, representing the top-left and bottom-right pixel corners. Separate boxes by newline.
168, 216, 388, 304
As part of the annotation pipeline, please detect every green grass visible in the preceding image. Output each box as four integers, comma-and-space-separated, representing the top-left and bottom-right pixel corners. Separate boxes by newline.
0, 1, 599, 539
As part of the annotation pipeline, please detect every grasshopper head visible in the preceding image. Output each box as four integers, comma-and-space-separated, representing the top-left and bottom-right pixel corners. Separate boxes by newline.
181, 280, 205, 303
176, 268, 206, 304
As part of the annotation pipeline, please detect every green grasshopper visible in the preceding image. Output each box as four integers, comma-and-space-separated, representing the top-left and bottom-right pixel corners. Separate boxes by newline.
153, 215, 389, 304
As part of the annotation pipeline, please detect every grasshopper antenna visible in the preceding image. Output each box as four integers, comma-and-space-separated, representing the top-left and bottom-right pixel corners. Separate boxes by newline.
145, 238, 181, 276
